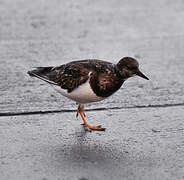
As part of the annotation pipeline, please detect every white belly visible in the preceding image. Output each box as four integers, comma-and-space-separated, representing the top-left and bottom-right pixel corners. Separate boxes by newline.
51, 79, 105, 104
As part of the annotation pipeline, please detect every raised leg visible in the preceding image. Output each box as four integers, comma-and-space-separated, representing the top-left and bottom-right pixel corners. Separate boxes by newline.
77, 104, 105, 131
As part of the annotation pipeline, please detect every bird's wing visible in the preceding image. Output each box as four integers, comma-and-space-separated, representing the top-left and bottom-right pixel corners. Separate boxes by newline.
28, 63, 90, 93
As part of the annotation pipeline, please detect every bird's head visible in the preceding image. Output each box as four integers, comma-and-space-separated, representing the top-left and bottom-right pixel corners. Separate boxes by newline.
117, 57, 149, 80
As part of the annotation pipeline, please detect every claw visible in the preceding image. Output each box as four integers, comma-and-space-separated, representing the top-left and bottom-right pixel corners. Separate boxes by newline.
76, 112, 79, 118
101, 128, 106, 131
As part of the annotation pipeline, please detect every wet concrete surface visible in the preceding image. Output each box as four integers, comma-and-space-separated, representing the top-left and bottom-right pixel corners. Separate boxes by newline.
0, 0, 184, 179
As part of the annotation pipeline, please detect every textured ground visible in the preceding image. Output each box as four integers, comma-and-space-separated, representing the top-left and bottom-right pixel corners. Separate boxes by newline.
0, 0, 184, 180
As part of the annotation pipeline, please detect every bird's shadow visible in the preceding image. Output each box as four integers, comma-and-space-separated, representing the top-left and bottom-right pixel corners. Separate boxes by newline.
47, 128, 128, 170
42, 128, 161, 180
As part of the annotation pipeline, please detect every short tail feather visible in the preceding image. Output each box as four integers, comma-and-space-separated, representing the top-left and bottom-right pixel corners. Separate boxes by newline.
27, 67, 58, 85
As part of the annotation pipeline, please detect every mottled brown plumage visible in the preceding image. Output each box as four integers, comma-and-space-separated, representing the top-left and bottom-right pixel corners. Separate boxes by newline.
28, 59, 124, 96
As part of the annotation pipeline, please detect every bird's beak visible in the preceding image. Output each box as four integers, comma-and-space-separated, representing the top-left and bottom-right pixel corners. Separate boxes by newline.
136, 70, 149, 80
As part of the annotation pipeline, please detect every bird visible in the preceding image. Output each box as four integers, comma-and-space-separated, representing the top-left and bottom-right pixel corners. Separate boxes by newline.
28, 57, 149, 131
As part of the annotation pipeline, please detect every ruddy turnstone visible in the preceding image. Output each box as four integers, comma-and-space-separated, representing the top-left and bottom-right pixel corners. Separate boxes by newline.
28, 57, 149, 131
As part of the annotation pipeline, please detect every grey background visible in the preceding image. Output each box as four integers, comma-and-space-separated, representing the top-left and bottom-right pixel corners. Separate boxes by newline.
0, 0, 184, 180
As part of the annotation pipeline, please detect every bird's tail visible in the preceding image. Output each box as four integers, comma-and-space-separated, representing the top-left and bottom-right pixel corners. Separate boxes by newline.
27, 67, 58, 85
27, 67, 53, 76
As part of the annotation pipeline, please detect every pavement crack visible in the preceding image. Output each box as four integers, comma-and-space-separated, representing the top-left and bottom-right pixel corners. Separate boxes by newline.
0, 103, 184, 117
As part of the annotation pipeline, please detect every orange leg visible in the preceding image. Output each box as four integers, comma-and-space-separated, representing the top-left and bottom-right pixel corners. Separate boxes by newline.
77, 104, 105, 131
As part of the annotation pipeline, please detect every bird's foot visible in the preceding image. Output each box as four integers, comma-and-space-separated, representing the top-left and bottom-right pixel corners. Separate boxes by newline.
81, 123, 106, 132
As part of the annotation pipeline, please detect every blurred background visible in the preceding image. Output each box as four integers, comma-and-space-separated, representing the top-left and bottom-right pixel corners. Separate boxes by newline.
0, 0, 184, 112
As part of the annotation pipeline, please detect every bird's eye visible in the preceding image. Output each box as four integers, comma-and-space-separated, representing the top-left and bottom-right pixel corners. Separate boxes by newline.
126, 66, 131, 70
126, 66, 137, 72
126, 66, 133, 70
132, 67, 137, 71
